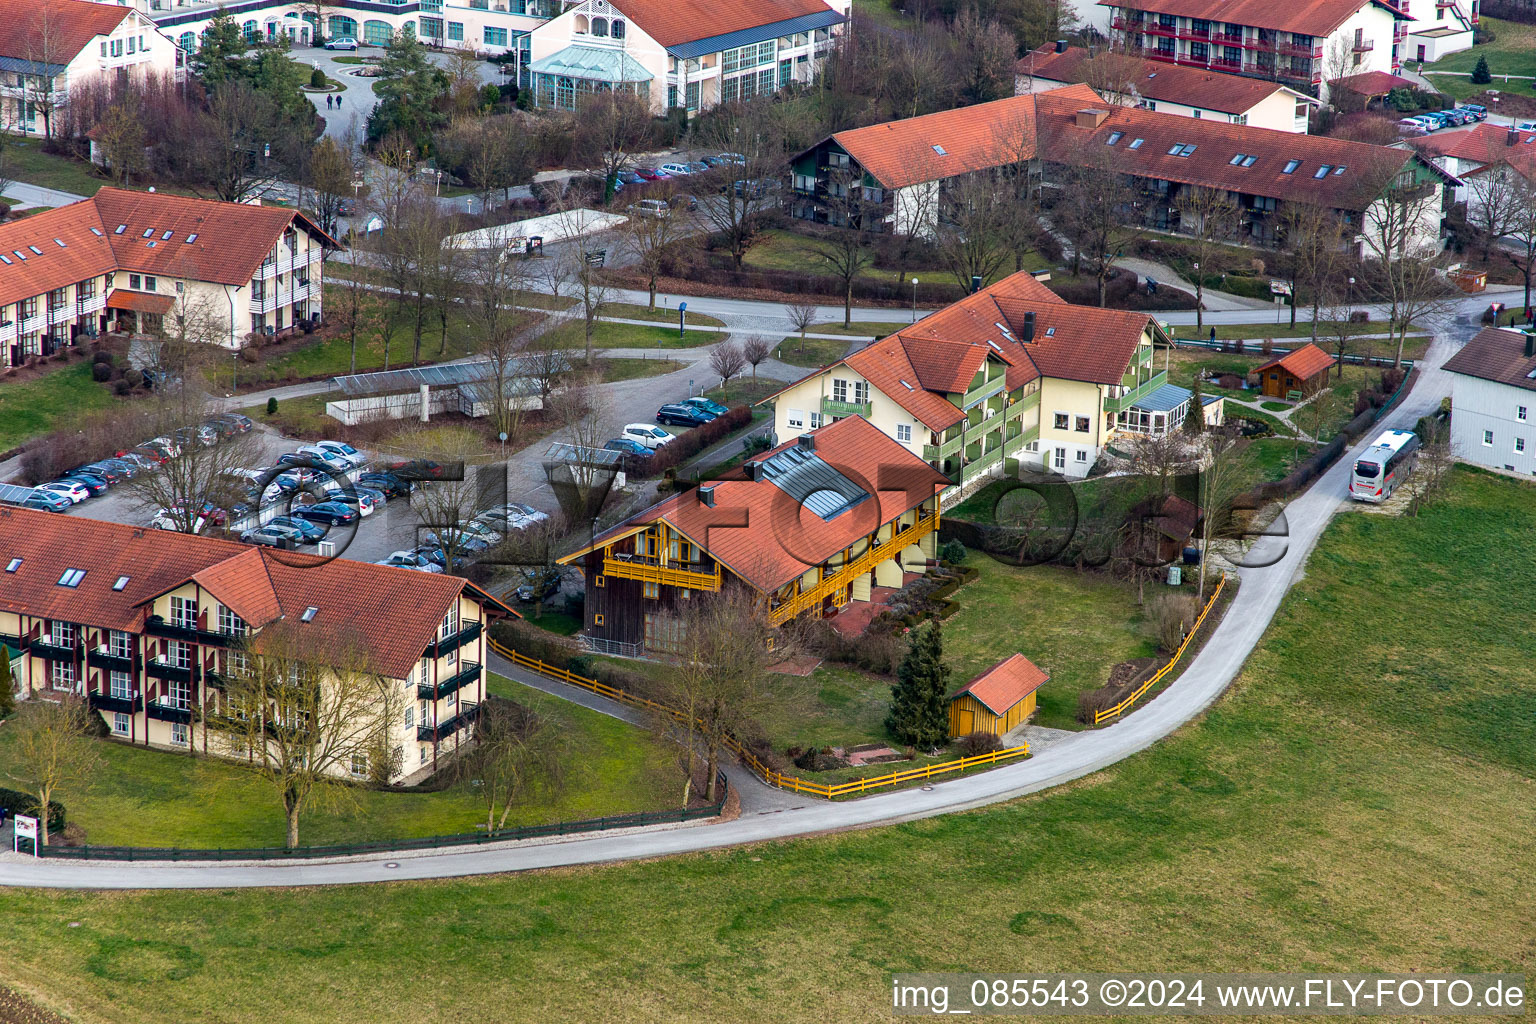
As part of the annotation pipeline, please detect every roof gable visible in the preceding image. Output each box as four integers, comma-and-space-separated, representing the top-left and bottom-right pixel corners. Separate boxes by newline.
1442, 327, 1536, 392
951, 653, 1048, 715
0, 0, 130, 66
1256, 342, 1335, 380
610, 0, 839, 49
1020, 45, 1297, 116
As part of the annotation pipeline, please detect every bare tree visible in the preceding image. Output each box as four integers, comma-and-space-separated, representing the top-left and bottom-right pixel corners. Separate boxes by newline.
935, 173, 1017, 295
94, 96, 148, 188
328, 260, 385, 376
1360, 181, 1458, 367
950, 8, 1016, 104
396, 425, 494, 574
709, 340, 746, 400
741, 334, 772, 381
305, 135, 357, 240
1195, 427, 1254, 602
454, 698, 567, 832
3, 697, 101, 847
463, 244, 536, 443
1410, 418, 1453, 515
1050, 142, 1143, 307
216, 628, 395, 849
1499, 171, 1536, 312
1079, 49, 1145, 106
1464, 161, 1522, 263
618, 184, 690, 311
1318, 291, 1372, 377
784, 300, 819, 355
805, 168, 876, 326
694, 105, 785, 269
1176, 186, 1240, 331
490, 514, 575, 622
16, 3, 76, 141
573, 91, 653, 203
1279, 202, 1344, 335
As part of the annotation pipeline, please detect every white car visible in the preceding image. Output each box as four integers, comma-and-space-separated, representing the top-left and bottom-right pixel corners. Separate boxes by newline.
146, 435, 182, 458
622, 423, 675, 449
312, 440, 367, 469
39, 480, 90, 504
324, 36, 358, 50
321, 487, 377, 516
376, 550, 444, 573
658, 162, 691, 177
1516, 119, 1536, 133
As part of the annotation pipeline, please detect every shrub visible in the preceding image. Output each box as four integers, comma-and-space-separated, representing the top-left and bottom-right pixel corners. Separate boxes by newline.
310, 67, 327, 89
0, 202, 10, 220
640, 406, 753, 475
91, 361, 112, 382
1381, 368, 1405, 395
489, 618, 579, 670
955, 731, 1003, 756
0, 787, 65, 833
123, 368, 142, 388
92, 350, 112, 365
1471, 55, 1491, 85
940, 539, 967, 564
1149, 592, 1198, 653
266, 396, 279, 415
113, 378, 132, 395
1260, 338, 1274, 355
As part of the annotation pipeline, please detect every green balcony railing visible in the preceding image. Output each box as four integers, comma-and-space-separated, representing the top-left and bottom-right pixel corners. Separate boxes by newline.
961, 375, 1007, 409
960, 446, 1006, 483
820, 396, 872, 418
922, 431, 965, 462
1104, 370, 1169, 414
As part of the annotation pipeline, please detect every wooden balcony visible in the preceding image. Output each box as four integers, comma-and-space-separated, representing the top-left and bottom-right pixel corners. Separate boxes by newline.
767, 509, 939, 626
602, 554, 722, 592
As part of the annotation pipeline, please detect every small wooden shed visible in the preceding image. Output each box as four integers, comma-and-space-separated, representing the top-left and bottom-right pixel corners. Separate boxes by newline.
1253, 343, 1335, 399
947, 654, 1048, 738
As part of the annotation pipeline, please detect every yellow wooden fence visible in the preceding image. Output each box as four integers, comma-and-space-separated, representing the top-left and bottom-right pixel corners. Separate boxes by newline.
487, 639, 1029, 799
1093, 572, 1228, 726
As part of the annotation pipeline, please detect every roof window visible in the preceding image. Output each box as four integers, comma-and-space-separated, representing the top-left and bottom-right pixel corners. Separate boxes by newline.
987, 340, 1003, 352
1241, 155, 1257, 167
112, 575, 130, 591
1282, 159, 1301, 174
301, 606, 319, 622
27, 246, 41, 255
147, 241, 157, 248
1229, 153, 1246, 165
0, 255, 10, 265
1106, 131, 1124, 145
1129, 138, 1144, 149
1167, 143, 1196, 157
995, 321, 1014, 338
1313, 164, 1332, 178
90, 227, 103, 236
54, 238, 66, 248
142, 228, 154, 238
1332, 165, 1347, 175
114, 224, 126, 234
57, 568, 86, 588
932, 144, 947, 155
899, 379, 914, 390
12, 251, 25, 261
1045, 327, 1056, 336
161, 230, 173, 240
5, 558, 20, 573
185, 233, 198, 243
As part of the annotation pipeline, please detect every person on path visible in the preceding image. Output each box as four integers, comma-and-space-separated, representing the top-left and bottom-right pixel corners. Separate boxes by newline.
326, 94, 333, 110
336, 95, 343, 109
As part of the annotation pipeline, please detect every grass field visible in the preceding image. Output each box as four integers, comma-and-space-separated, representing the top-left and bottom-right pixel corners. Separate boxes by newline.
806, 321, 904, 337
607, 302, 725, 328
0, 675, 676, 850
772, 335, 852, 367
542, 318, 718, 350
0, 470, 1531, 1023
743, 230, 1049, 287
0, 361, 117, 452
1422, 18, 1536, 100
5, 140, 105, 197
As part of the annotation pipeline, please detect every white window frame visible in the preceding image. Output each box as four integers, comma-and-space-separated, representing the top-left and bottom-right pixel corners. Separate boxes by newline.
50, 660, 75, 688
110, 670, 132, 699
170, 595, 198, 630
171, 722, 189, 746
1516, 437, 1526, 453
1075, 449, 1089, 462
1483, 429, 1495, 446
108, 629, 131, 658
786, 408, 804, 429
1053, 412, 1069, 431
1053, 447, 1066, 470
1518, 405, 1527, 422
895, 423, 913, 443
808, 411, 823, 428
112, 712, 131, 736
831, 378, 848, 402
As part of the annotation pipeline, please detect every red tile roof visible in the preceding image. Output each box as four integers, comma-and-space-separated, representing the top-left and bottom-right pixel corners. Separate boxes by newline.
580, 417, 948, 594
615, 0, 839, 49
1331, 70, 1418, 96
950, 653, 1048, 716
1099, 0, 1406, 38
0, 0, 131, 65
1019, 45, 1297, 116
0, 508, 511, 679
105, 289, 175, 315
0, 188, 338, 309
1442, 327, 1536, 392
830, 86, 1100, 190
1409, 123, 1536, 162
1036, 96, 1419, 211
1255, 342, 1335, 381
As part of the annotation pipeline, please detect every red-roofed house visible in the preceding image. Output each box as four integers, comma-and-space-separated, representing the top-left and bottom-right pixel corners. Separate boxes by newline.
0, 507, 515, 779
557, 416, 947, 655
1254, 342, 1336, 397
947, 653, 1047, 737
0, 0, 180, 139
0, 187, 339, 366
524, 0, 849, 114
762, 272, 1214, 491
1017, 43, 1316, 134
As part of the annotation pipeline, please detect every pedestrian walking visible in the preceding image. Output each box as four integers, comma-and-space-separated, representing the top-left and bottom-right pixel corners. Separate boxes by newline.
336, 95, 343, 109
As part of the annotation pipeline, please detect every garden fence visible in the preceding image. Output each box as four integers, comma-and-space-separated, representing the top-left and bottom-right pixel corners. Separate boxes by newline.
1094, 572, 1228, 725
489, 640, 1030, 799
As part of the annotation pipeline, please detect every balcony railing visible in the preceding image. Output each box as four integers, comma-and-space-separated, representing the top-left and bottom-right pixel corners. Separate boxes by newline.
1104, 370, 1170, 414
417, 701, 480, 744
1275, 41, 1321, 59
87, 645, 134, 671
25, 636, 78, 662
423, 620, 483, 660
1142, 22, 1176, 37
961, 376, 1006, 409
144, 659, 193, 683
146, 699, 192, 724
419, 661, 482, 700
821, 396, 872, 418
959, 446, 1005, 483
603, 554, 723, 592
1211, 57, 1241, 70
922, 430, 965, 462
89, 691, 139, 715
1352, 37, 1374, 51
767, 509, 939, 626
144, 615, 228, 646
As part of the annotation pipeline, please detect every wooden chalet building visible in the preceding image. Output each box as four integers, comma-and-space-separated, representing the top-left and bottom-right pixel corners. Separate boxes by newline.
947, 653, 1048, 738
1254, 342, 1335, 398
561, 417, 948, 656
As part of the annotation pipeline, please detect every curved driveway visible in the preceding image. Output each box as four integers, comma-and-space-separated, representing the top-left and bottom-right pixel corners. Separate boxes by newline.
0, 334, 1458, 889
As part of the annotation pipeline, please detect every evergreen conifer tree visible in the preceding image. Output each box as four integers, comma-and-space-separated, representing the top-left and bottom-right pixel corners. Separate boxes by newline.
886, 623, 951, 749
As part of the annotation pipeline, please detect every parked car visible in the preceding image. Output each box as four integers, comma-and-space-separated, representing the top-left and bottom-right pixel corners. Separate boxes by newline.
658, 162, 692, 177
160, 501, 228, 526
623, 422, 676, 449
116, 451, 161, 472
683, 161, 710, 174
74, 462, 123, 485
151, 511, 206, 532
268, 514, 328, 542
24, 490, 72, 512
1397, 117, 1431, 136
208, 412, 254, 433
423, 527, 491, 553
503, 501, 549, 523
62, 472, 109, 496
633, 166, 669, 181
1516, 118, 1536, 132
616, 170, 645, 186
277, 451, 332, 472
669, 193, 700, 211
626, 199, 671, 218
683, 396, 729, 417
475, 507, 536, 533
175, 424, 219, 448
453, 519, 503, 545
318, 487, 379, 516
311, 440, 368, 469
516, 576, 562, 602
337, 198, 357, 216
1459, 103, 1489, 121
294, 446, 356, 472
375, 550, 444, 573
656, 403, 714, 427
292, 501, 358, 526
242, 526, 295, 548
252, 520, 309, 543
732, 179, 771, 198
604, 438, 655, 470
357, 472, 411, 498
714, 152, 746, 166
101, 458, 140, 479
324, 36, 358, 49
413, 544, 450, 569
38, 480, 90, 504
146, 435, 183, 458
200, 418, 238, 442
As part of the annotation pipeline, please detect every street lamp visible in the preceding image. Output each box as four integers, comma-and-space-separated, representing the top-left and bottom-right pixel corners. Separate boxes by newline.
911, 277, 919, 322
466, 196, 475, 216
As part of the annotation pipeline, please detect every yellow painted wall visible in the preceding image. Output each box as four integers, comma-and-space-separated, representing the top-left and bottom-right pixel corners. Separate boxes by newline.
947, 690, 1036, 738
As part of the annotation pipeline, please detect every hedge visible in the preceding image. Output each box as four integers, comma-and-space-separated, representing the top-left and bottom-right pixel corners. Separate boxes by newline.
0, 787, 65, 833
638, 406, 754, 476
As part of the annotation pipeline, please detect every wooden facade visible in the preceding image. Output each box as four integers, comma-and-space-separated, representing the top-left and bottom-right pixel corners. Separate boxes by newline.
946, 653, 1049, 738
948, 689, 1036, 737
1254, 344, 1336, 399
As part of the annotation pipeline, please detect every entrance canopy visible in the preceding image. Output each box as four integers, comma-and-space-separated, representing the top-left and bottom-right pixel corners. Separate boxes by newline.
106, 290, 175, 315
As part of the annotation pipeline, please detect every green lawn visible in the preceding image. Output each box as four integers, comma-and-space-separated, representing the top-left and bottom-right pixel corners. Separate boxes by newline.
4, 139, 106, 196
806, 321, 904, 337
0, 360, 117, 452
0, 675, 676, 850
242, 395, 335, 440
743, 230, 1048, 286
1422, 18, 1536, 100
702, 377, 780, 411
1166, 321, 1428, 350
541, 319, 717, 350
596, 356, 686, 382
605, 302, 725, 328
772, 335, 852, 368
0, 471, 1533, 1023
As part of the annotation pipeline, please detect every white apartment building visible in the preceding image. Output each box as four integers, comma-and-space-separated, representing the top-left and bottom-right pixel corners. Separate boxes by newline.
1443, 327, 1536, 478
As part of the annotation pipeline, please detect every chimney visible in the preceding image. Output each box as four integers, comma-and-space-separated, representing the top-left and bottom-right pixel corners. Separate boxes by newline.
1055, 38, 1067, 52
744, 461, 761, 481
798, 432, 816, 451
1022, 311, 1036, 343
1525, 331, 1536, 358
1076, 108, 1110, 129
971, 275, 984, 294
698, 484, 716, 508
1509, 127, 1520, 146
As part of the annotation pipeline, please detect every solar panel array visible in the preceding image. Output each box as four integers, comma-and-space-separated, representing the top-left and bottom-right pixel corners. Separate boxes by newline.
333, 353, 569, 397
543, 441, 625, 467
0, 483, 40, 506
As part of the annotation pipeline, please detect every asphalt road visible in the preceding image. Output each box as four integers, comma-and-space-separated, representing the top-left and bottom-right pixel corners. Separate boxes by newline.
0, 318, 1460, 888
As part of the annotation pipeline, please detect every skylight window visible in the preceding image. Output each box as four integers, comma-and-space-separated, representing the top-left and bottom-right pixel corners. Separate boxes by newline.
899, 379, 914, 390
1283, 159, 1301, 174
90, 227, 103, 236
28, 246, 41, 255
142, 228, 154, 238
1129, 138, 1144, 149
53, 238, 65, 248
12, 251, 25, 261
1107, 131, 1124, 145
301, 606, 319, 622
185, 233, 198, 243
1167, 143, 1196, 157
1045, 327, 1056, 336
1332, 165, 1346, 175
1230, 153, 1247, 165
57, 568, 86, 588
146, 241, 157, 248
161, 230, 173, 240
113, 575, 130, 591
994, 322, 1014, 338
932, 144, 947, 155
987, 340, 1003, 352
0, 255, 11, 266
1314, 164, 1332, 178
114, 224, 126, 234
5, 558, 20, 573
1241, 155, 1257, 167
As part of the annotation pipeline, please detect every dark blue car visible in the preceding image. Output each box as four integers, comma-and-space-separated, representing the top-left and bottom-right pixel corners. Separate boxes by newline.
292, 501, 357, 526
63, 473, 109, 496
656, 403, 714, 427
